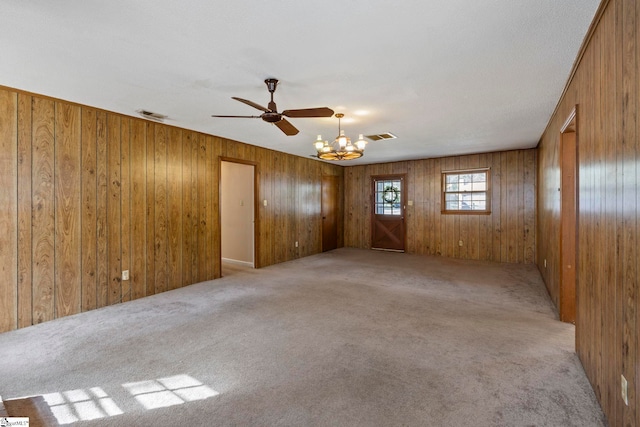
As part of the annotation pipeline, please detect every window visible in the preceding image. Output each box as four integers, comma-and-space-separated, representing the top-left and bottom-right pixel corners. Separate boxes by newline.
374, 178, 402, 215
442, 168, 490, 214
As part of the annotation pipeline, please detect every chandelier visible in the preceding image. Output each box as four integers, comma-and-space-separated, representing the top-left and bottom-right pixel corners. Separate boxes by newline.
313, 113, 367, 160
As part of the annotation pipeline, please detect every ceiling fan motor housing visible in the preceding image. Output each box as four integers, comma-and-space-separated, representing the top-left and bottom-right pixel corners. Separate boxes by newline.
262, 112, 282, 122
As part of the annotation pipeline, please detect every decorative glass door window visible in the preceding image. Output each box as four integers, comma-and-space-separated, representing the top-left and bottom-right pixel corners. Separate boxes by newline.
442, 169, 491, 214
375, 178, 402, 215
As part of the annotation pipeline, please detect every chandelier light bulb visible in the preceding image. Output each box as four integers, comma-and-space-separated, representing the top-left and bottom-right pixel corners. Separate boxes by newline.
314, 135, 325, 151
337, 130, 348, 149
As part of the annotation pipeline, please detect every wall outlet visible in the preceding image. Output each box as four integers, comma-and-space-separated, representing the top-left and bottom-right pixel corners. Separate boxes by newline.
122, 270, 129, 281
263, 199, 268, 207
621, 374, 629, 406
295, 241, 299, 248
458, 240, 463, 247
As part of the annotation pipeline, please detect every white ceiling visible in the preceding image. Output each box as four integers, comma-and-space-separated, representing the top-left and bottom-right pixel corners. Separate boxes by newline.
1, 1, 599, 165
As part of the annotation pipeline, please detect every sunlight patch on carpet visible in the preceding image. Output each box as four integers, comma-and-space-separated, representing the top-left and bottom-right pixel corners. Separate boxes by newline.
123, 374, 219, 410
18, 375, 218, 424
42, 386, 123, 424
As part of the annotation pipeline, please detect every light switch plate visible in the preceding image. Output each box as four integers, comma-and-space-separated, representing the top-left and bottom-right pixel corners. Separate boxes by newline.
622, 374, 629, 406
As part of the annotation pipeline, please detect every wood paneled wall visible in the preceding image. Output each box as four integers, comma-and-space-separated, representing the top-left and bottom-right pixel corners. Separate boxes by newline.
343, 149, 536, 263
0, 87, 343, 332
537, 0, 639, 424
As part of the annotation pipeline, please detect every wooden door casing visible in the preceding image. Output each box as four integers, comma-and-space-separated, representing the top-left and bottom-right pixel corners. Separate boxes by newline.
559, 109, 577, 324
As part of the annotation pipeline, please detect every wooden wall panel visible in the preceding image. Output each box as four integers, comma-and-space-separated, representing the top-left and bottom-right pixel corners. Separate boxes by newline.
120, 118, 131, 302
96, 111, 108, 309
0, 90, 17, 332
130, 119, 146, 300
154, 124, 168, 293
205, 136, 215, 279
600, 4, 617, 416
210, 137, 222, 279
188, 132, 199, 279
54, 103, 81, 318
499, 153, 509, 263
620, 2, 638, 425
458, 156, 470, 259
167, 127, 183, 291
490, 153, 502, 263
145, 122, 156, 296
181, 131, 196, 284
343, 149, 536, 264
196, 133, 208, 282
81, 108, 98, 312
0, 86, 341, 333
17, 94, 33, 328
273, 153, 284, 264
443, 157, 457, 259
259, 150, 275, 267
107, 114, 122, 305
31, 97, 55, 324
536, 0, 640, 424
287, 155, 297, 261
523, 151, 536, 264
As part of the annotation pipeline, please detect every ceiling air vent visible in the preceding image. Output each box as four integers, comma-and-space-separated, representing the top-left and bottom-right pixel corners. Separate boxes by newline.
365, 132, 397, 142
136, 109, 168, 122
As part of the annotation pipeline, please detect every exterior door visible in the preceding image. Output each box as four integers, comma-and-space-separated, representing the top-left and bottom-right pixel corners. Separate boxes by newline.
371, 175, 405, 251
322, 175, 339, 252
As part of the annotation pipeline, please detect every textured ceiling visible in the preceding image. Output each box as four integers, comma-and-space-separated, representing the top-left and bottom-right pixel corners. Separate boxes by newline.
1, 1, 599, 165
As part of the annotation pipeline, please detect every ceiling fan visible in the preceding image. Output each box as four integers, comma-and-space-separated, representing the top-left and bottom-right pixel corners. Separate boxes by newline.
211, 78, 334, 136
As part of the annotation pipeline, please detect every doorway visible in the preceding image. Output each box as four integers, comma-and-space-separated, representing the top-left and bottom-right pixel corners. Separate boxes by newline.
221, 160, 256, 270
371, 175, 406, 251
559, 108, 577, 323
321, 175, 339, 252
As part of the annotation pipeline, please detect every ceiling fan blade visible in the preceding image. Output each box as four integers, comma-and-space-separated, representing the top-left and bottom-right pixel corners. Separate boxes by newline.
232, 97, 270, 112
211, 115, 261, 118
281, 107, 335, 118
274, 118, 299, 136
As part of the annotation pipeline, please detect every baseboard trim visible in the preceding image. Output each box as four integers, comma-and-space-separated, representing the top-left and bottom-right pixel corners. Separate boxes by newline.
222, 258, 254, 268
0, 395, 8, 416
371, 248, 405, 253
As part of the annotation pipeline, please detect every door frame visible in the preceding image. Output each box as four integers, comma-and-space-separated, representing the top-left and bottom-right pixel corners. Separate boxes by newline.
219, 157, 260, 275
559, 107, 578, 323
370, 174, 407, 252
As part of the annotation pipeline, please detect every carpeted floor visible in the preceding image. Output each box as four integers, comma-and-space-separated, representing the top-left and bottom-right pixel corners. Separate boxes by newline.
0, 248, 606, 426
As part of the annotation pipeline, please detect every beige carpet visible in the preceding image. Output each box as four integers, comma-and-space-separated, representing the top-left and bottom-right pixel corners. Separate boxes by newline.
0, 248, 606, 426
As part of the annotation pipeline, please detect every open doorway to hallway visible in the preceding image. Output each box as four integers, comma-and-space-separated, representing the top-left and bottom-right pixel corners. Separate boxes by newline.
221, 160, 256, 276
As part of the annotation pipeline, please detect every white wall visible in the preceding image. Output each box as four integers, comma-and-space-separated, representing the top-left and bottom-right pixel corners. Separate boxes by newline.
221, 161, 254, 266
